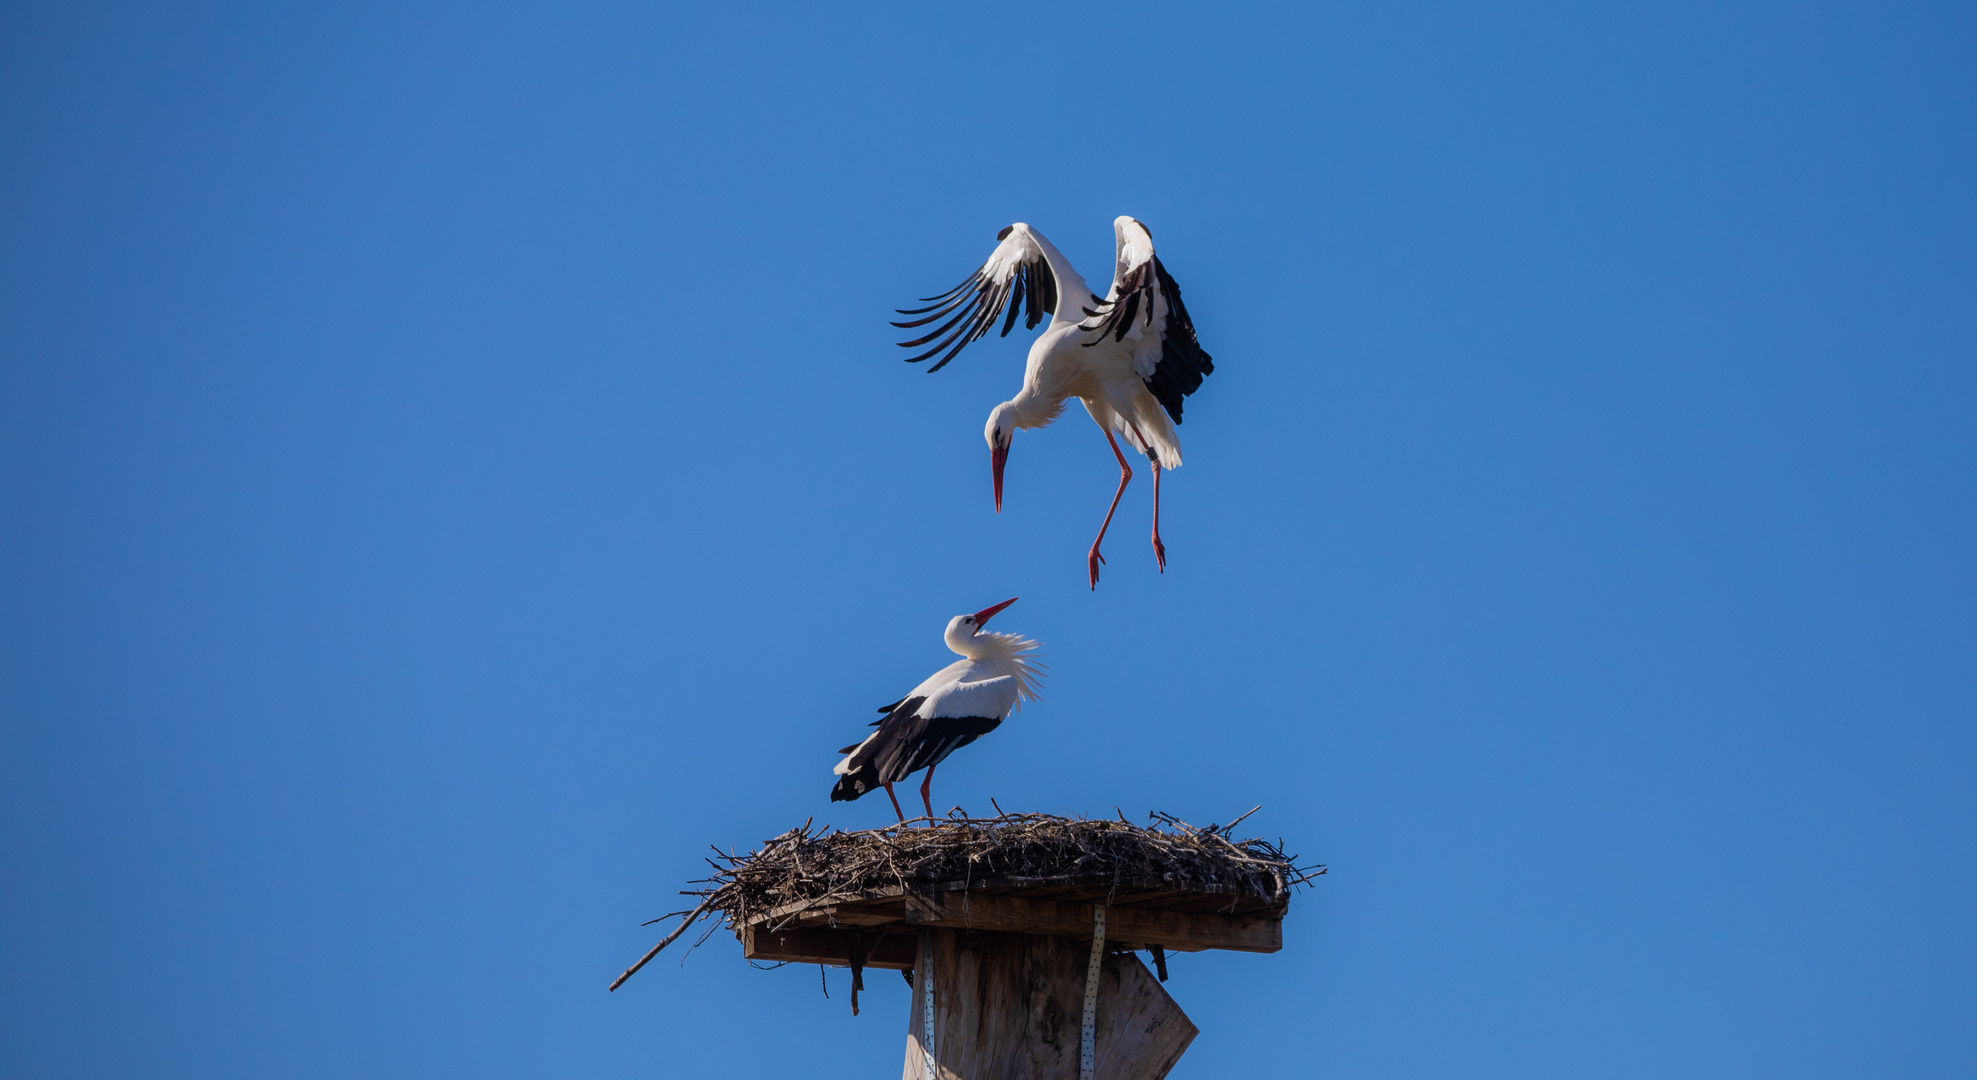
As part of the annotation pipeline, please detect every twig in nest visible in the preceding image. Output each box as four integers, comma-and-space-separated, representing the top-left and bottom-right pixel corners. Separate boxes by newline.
1223, 805, 1262, 834
608, 895, 714, 991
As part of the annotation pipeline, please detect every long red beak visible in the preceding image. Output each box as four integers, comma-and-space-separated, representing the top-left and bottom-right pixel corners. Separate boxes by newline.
971, 597, 1018, 630
991, 444, 1008, 513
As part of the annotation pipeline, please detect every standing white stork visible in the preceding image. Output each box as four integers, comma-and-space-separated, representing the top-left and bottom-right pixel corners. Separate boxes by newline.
831, 597, 1043, 822
893, 217, 1215, 588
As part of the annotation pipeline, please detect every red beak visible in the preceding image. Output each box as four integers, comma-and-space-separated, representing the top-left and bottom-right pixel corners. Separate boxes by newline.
971, 597, 1018, 630
991, 444, 1008, 513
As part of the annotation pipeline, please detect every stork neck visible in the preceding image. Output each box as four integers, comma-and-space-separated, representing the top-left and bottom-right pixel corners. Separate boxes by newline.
945, 625, 987, 658
939, 628, 1044, 707
1001, 389, 1061, 431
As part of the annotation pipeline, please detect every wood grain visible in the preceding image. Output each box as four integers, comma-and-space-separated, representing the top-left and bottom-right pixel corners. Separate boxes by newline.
900, 928, 1196, 1080
744, 876, 1289, 929
903, 892, 1282, 954
740, 923, 918, 970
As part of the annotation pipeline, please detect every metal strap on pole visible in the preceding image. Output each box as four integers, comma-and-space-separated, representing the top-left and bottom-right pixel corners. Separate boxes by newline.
919, 928, 937, 1080
1080, 905, 1106, 1080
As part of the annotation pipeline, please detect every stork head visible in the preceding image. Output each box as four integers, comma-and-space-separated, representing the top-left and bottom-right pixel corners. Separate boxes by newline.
985, 402, 1019, 512
945, 597, 1019, 655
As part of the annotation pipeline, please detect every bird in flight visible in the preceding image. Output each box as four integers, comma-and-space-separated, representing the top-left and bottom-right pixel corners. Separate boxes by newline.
831, 597, 1044, 822
893, 217, 1215, 588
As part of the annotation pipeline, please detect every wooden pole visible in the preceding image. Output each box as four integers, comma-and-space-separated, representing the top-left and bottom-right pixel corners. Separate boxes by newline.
901, 928, 1196, 1080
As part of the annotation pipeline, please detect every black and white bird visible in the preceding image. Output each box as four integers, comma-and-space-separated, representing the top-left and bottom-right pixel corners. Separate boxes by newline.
893, 217, 1215, 589
831, 597, 1044, 822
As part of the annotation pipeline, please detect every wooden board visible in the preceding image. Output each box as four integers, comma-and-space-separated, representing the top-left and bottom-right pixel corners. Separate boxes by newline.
902, 928, 1195, 1080
807, 904, 904, 927
746, 877, 1288, 930
904, 891, 1281, 954
741, 923, 918, 970
751, 899, 908, 929
919, 876, 1286, 916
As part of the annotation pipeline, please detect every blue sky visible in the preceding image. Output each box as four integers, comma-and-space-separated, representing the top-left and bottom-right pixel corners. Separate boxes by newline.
2, 2, 1972, 1076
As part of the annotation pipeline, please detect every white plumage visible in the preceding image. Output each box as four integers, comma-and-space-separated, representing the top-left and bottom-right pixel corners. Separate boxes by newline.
830, 598, 1043, 822
895, 217, 1216, 588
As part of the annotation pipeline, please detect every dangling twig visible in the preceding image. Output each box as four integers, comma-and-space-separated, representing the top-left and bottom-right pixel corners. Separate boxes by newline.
608, 895, 715, 991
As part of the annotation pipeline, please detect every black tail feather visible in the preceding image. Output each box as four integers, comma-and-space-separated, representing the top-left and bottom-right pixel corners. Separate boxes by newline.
831, 765, 880, 803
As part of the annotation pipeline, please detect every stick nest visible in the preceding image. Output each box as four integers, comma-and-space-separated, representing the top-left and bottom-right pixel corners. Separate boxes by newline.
716, 808, 1320, 931
609, 808, 1323, 990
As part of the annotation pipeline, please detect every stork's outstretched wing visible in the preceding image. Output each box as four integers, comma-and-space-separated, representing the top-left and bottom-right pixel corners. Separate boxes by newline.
1081, 217, 1215, 423
892, 224, 1062, 372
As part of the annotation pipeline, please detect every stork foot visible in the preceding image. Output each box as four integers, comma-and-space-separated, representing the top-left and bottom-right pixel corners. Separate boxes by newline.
1088, 546, 1106, 590
1152, 533, 1167, 574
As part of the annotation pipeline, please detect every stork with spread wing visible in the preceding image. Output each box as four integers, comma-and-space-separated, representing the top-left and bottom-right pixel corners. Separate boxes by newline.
894, 218, 1216, 588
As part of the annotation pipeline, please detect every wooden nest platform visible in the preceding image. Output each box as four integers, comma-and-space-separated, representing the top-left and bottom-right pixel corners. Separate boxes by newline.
612, 809, 1322, 1080
614, 808, 1323, 985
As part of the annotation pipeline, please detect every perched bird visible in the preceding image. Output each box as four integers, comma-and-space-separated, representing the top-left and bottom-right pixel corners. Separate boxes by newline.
893, 217, 1215, 588
831, 598, 1044, 822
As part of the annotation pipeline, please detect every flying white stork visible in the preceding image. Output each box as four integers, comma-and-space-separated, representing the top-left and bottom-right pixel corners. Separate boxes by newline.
831, 597, 1043, 822
893, 217, 1215, 588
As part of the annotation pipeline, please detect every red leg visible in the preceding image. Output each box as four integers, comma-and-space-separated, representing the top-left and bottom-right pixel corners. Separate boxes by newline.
919, 765, 937, 821
883, 782, 905, 823
1125, 421, 1166, 574
1089, 429, 1133, 590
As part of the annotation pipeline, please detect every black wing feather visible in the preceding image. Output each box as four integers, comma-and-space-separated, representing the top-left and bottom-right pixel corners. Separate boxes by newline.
885, 715, 1003, 777
829, 695, 1003, 803
1141, 259, 1214, 422
1082, 255, 1214, 424
892, 230, 1057, 373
